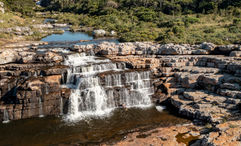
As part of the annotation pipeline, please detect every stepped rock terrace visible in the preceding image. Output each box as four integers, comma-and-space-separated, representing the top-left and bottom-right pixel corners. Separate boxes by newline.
0, 41, 240, 145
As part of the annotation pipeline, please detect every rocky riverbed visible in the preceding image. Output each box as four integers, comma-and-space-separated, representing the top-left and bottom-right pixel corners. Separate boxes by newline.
0, 41, 240, 145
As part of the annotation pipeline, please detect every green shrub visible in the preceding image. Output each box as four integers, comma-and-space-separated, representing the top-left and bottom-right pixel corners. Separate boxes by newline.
183, 16, 200, 27
158, 19, 184, 28
229, 26, 241, 33
233, 18, 241, 25
172, 26, 185, 36
204, 28, 215, 33
119, 28, 158, 42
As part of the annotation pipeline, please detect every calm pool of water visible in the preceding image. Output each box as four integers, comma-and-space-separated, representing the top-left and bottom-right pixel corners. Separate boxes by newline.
0, 107, 189, 145
41, 31, 94, 42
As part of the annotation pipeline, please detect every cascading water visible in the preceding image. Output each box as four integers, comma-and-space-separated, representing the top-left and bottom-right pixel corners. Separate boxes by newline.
60, 97, 63, 116
39, 97, 44, 118
2, 109, 9, 124
64, 53, 154, 122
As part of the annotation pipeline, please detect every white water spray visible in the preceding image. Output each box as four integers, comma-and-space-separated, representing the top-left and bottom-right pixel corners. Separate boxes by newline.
64, 53, 154, 122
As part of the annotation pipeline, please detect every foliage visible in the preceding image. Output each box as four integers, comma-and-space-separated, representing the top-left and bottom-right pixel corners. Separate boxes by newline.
37, 0, 241, 44
0, 0, 35, 15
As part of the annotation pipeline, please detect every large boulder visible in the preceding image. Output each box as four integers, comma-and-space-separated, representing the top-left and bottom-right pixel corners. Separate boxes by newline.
0, 49, 20, 64
43, 51, 63, 63
18, 51, 36, 63
200, 42, 216, 51
93, 29, 106, 37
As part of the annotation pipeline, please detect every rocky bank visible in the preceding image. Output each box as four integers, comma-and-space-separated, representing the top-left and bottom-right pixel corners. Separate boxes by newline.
73, 41, 241, 145
0, 41, 240, 145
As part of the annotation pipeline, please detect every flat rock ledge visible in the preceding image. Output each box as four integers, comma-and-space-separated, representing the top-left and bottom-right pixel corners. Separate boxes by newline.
104, 120, 241, 146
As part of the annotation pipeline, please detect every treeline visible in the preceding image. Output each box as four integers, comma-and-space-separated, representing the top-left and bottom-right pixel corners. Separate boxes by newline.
41, 0, 240, 44
41, 0, 241, 15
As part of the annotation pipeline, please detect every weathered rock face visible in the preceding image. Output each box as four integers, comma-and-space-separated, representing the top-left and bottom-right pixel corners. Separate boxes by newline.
0, 46, 70, 121
0, 62, 70, 121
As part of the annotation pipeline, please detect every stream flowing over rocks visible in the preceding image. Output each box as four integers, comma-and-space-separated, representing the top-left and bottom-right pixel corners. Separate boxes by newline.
0, 41, 240, 145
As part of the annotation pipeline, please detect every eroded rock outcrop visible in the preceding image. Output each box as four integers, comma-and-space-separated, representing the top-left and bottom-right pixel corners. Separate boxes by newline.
72, 41, 241, 56
0, 46, 70, 121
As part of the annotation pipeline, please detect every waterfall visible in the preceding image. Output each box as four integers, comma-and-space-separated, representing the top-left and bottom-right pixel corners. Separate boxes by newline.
64, 53, 154, 122
2, 109, 10, 124
60, 97, 63, 115
39, 97, 44, 118
34, 71, 37, 77
45, 84, 49, 94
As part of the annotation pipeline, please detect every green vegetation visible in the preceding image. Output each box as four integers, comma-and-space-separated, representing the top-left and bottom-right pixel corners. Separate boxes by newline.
0, 0, 35, 16
0, 1, 49, 46
39, 0, 241, 44
0, 0, 240, 44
